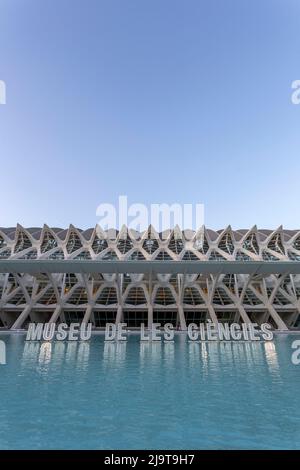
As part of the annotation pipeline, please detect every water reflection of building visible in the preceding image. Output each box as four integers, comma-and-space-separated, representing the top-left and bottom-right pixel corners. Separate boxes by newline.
103, 340, 127, 367
187, 338, 280, 374
22, 340, 91, 369
263, 341, 280, 375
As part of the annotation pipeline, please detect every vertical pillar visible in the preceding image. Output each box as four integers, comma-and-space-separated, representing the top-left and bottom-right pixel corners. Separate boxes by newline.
207, 304, 218, 323
282, 310, 298, 328
49, 304, 62, 324
82, 303, 93, 324
115, 274, 123, 325
236, 303, 251, 324
148, 304, 153, 329
260, 311, 270, 324
11, 304, 31, 330
289, 308, 300, 328
177, 304, 187, 330
177, 273, 187, 330
267, 303, 288, 331
116, 304, 123, 324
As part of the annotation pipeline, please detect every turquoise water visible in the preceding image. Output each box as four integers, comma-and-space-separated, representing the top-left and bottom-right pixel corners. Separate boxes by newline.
0, 333, 299, 449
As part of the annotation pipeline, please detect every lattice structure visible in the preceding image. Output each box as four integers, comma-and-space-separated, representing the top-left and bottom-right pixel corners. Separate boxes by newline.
0, 224, 300, 330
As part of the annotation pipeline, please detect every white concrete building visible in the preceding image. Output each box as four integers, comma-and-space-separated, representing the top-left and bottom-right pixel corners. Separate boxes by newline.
0, 224, 300, 330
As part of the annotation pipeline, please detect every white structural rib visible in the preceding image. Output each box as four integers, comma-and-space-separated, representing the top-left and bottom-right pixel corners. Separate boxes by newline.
0, 224, 299, 331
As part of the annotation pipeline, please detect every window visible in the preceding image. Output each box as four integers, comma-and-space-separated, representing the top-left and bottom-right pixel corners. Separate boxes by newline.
218, 233, 234, 255
41, 231, 57, 253
94, 311, 116, 327
64, 311, 84, 325
66, 231, 82, 253
184, 311, 207, 324
123, 310, 148, 327
153, 310, 177, 326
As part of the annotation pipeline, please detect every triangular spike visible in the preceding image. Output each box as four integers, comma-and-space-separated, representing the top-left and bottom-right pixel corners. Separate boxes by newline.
95, 224, 107, 239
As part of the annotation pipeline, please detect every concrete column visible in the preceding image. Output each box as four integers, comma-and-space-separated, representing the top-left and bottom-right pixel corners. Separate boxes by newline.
115, 304, 123, 324
207, 304, 218, 323
148, 304, 153, 329
260, 311, 270, 324
82, 304, 93, 324
236, 303, 251, 324
115, 273, 123, 325
1, 310, 18, 329
267, 303, 288, 331
49, 304, 62, 324
177, 304, 187, 330
280, 310, 298, 328
11, 304, 31, 330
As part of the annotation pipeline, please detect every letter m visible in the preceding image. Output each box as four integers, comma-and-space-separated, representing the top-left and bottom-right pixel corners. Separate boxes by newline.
26, 323, 43, 341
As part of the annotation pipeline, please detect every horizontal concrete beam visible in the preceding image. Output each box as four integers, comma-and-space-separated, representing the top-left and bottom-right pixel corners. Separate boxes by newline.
0, 259, 299, 275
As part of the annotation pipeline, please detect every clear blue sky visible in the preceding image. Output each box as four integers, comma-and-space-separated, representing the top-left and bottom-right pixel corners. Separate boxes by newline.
0, 0, 299, 230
